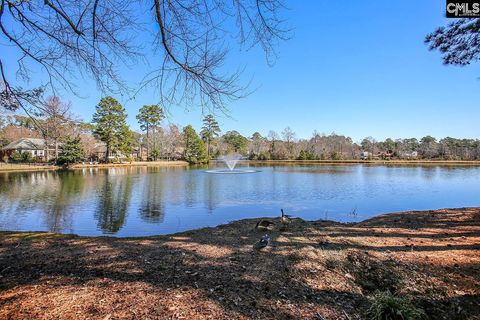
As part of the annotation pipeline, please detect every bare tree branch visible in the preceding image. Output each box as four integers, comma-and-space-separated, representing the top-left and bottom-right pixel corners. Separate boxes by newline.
0, 0, 289, 113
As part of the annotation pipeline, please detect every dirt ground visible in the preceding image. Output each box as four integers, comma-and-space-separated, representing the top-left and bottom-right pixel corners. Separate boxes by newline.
0, 208, 479, 319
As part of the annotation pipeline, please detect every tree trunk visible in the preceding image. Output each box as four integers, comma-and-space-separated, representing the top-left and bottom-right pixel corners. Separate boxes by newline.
54, 140, 59, 163
207, 137, 210, 159
105, 143, 110, 162
146, 123, 149, 161
153, 126, 156, 160
44, 137, 49, 162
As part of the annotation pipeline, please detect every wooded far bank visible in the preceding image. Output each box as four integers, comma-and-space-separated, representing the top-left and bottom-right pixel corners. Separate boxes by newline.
1, 96, 480, 165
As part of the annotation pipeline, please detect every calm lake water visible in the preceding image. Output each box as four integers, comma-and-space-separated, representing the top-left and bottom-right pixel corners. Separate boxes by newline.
0, 164, 479, 236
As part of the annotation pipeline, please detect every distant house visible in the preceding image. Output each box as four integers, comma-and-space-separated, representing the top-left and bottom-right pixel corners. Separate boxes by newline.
360, 151, 372, 160
1, 138, 55, 159
92, 143, 121, 160
377, 150, 394, 160
91, 143, 137, 160
401, 151, 418, 159
90, 142, 184, 161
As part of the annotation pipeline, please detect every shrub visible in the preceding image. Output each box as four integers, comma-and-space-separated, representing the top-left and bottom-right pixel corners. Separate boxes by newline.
297, 150, 308, 160
21, 152, 33, 162
258, 151, 271, 160
367, 291, 425, 320
297, 150, 320, 160
9, 151, 23, 163
331, 152, 342, 160
150, 149, 160, 161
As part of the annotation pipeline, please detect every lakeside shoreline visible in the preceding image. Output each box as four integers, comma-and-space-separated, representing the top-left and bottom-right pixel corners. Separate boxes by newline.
245, 159, 480, 166
0, 160, 189, 173
1, 207, 479, 319
1, 206, 479, 239
1, 159, 480, 173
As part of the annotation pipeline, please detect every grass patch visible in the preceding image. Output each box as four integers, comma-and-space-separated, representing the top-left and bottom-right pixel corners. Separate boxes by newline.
367, 291, 425, 320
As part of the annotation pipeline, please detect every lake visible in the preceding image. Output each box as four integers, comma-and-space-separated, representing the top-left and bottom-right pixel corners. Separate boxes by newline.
0, 164, 479, 236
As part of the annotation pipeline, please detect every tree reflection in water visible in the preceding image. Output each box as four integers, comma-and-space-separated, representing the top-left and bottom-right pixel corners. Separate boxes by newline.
44, 171, 85, 233
94, 171, 133, 233
138, 172, 165, 223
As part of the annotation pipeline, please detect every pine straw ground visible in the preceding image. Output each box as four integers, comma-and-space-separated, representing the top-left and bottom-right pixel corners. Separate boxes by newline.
0, 208, 479, 320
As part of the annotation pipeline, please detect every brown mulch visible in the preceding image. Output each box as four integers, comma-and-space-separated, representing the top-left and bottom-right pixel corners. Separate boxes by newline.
0, 208, 479, 320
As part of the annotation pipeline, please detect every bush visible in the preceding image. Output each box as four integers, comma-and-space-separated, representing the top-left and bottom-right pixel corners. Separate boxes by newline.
257, 151, 271, 161
9, 151, 23, 163
331, 152, 342, 160
22, 152, 33, 162
297, 150, 320, 160
367, 291, 425, 320
150, 149, 160, 161
298, 150, 308, 160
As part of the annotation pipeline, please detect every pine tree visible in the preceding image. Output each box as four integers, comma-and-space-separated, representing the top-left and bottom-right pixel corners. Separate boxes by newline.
200, 114, 220, 159
116, 126, 135, 160
58, 136, 86, 165
136, 105, 165, 160
222, 130, 248, 154
92, 96, 130, 162
183, 125, 208, 164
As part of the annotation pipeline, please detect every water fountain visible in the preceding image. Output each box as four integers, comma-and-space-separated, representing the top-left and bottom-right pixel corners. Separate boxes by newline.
223, 156, 240, 171
205, 154, 259, 174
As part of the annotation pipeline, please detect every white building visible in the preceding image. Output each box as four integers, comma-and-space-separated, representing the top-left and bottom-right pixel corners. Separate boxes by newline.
1, 138, 54, 159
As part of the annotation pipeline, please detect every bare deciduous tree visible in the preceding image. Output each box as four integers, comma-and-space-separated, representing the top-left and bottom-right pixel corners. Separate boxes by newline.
0, 0, 288, 114
163, 124, 183, 160
41, 96, 74, 161
281, 126, 295, 158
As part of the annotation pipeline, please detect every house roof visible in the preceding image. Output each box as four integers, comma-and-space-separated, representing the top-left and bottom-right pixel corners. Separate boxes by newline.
2, 138, 48, 151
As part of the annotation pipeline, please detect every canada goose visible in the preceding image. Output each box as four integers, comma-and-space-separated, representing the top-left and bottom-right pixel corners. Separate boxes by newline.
254, 234, 270, 249
255, 219, 275, 230
280, 209, 292, 226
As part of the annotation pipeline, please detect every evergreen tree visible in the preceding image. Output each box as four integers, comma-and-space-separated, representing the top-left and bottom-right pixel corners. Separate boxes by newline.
183, 125, 208, 164
222, 130, 248, 154
298, 150, 308, 160
200, 114, 221, 158
58, 136, 86, 165
116, 126, 135, 160
92, 97, 129, 162
136, 105, 165, 160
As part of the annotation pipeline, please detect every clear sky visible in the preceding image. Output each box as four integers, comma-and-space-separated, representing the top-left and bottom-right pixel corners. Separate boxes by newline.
3, 1, 480, 142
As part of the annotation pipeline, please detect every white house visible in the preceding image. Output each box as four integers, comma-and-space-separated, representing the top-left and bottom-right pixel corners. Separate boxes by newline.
401, 151, 418, 159
1, 138, 54, 159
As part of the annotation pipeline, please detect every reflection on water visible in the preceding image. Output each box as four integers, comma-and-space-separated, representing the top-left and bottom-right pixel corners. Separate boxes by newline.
0, 164, 479, 236
94, 172, 133, 233
139, 172, 166, 223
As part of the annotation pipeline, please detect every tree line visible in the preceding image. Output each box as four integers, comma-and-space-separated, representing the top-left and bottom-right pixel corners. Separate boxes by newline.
1, 95, 480, 165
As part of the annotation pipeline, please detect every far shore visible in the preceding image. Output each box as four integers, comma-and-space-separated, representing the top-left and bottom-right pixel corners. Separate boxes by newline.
227, 159, 480, 166
0, 160, 189, 173
1, 159, 480, 173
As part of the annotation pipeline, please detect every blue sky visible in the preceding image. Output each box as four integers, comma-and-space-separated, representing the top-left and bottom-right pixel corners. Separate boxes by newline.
2, 1, 480, 142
